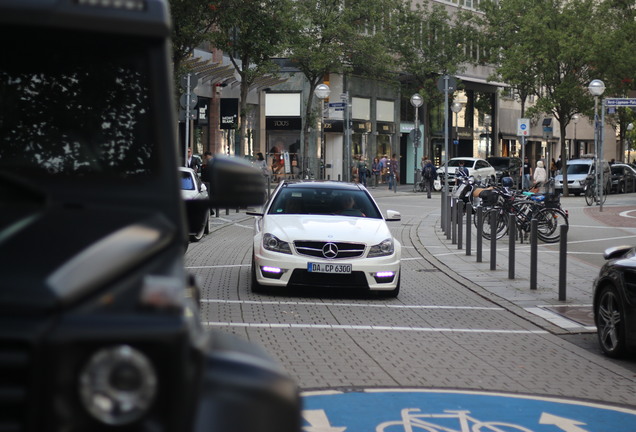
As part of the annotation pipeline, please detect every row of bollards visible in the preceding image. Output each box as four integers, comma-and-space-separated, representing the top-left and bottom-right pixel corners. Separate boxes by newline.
440, 191, 569, 301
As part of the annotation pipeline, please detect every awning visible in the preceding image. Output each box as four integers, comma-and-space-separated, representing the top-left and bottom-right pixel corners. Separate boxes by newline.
456, 74, 509, 88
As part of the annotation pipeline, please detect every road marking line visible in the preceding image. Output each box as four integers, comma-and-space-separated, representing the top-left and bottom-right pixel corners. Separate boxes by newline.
186, 264, 249, 269
202, 322, 548, 334
201, 299, 503, 310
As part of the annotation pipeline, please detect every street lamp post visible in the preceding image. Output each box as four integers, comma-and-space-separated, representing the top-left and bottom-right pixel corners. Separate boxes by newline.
572, 114, 579, 158
410, 93, 424, 180
451, 102, 462, 159
628, 123, 634, 164
588, 79, 605, 211
483, 114, 492, 158
315, 83, 331, 180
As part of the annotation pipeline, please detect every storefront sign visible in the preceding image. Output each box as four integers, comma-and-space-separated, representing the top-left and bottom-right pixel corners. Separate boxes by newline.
324, 120, 343, 133
266, 116, 302, 130
220, 98, 238, 130
352, 120, 371, 133
377, 122, 395, 134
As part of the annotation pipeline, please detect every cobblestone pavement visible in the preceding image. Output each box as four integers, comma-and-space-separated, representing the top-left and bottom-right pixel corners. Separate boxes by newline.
186, 187, 636, 407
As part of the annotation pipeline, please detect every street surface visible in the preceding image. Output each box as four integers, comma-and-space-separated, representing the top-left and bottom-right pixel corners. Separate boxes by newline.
185, 187, 636, 430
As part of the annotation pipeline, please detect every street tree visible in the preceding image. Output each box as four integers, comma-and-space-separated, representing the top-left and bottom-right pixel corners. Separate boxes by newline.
206, 0, 295, 156
391, 0, 470, 158
594, 0, 636, 162
476, 0, 600, 196
288, 0, 401, 177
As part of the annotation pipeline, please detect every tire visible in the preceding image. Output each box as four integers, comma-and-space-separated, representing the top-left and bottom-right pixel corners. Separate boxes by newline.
596, 285, 627, 358
481, 208, 508, 240
584, 187, 595, 206
535, 208, 568, 243
189, 210, 209, 242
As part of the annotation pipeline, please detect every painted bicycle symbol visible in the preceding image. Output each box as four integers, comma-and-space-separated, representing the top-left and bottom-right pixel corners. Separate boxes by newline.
375, 409, 534, 432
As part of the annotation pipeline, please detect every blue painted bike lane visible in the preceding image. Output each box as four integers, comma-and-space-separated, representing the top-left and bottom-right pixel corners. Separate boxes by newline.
302, 389, 636, 431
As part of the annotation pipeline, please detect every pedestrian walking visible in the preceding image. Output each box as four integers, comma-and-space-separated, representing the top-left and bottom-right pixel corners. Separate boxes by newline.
371, 157, 381, 188
421, 156, 437, 199
387, 154, 398, 190
533, 160, 547, 193
522, 156, 533, 190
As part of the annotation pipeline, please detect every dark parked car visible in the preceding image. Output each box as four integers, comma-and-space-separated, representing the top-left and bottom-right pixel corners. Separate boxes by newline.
486, 156, 522, 187
593, 245, 636, 357
609, 163, 636, 194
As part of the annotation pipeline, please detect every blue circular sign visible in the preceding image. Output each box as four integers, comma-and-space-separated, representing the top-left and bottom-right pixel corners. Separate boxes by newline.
302, 389, 636, 431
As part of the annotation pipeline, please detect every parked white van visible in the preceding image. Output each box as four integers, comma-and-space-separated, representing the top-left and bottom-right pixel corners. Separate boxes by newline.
554, 157, 611, 196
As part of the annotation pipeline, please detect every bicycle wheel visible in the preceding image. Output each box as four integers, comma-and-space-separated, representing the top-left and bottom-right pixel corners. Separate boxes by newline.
481, 208, 508, 240
584, 186, 595, 206
536, 208, 569, 243
375, 420, 438, 432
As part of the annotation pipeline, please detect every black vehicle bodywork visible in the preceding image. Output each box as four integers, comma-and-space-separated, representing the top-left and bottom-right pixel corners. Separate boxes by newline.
593, 245, 636, 358
0, 1, 300, 431
486, 157, 522, 188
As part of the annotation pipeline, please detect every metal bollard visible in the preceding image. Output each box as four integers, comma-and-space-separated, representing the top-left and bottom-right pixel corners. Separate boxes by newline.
559, 224, 568, 301
466, 204, 472, 256
490, 209, 497, 271
530, 219, 538, 290
441, 190, 446, 233
508, 214, 515, 279
447, 196, 453, 240
451, 198, 457, 244
446, 194, 452, 237
476, 206, 483, 263
457, 201, 464, 250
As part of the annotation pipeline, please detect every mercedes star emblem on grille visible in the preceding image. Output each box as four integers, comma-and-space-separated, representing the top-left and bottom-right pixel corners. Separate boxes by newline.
322, 243, 338, 259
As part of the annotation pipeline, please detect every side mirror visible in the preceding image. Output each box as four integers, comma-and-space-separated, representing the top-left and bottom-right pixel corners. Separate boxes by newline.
204, 156, 266, 208
385, 210, 401, 221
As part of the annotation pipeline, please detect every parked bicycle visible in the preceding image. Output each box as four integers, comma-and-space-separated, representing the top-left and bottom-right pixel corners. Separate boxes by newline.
478, 187, 568, 243
584, 173, 607, 206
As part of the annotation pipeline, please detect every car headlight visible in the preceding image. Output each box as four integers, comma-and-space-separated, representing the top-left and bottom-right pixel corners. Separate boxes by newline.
368, 238, 394, 257
79, 345, 157, 426
263, 233, 292, 254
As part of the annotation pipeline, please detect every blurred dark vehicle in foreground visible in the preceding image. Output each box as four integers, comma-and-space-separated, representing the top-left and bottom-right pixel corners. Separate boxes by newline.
0, 1, 300, 431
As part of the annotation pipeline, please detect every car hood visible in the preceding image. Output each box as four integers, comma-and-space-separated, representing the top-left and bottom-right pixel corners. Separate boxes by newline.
262, 215, 395, 245
0, 205, 176, 314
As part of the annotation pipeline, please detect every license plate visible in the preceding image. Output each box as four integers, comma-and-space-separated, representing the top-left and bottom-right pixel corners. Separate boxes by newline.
307, 263, 352, 274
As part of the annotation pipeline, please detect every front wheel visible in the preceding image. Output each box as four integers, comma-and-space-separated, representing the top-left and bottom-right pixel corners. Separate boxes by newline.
584, 186, 595, 206
481, 208, 508, 240
535, 208, 568, 243
596, 285, 626, 358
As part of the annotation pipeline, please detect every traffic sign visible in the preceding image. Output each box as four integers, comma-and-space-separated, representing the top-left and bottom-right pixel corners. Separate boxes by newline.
605, 98, 636, 107
180, 93, 198, 109
179, 73, 198, 90
437, 75, 457, 93
517, 118, 530, 136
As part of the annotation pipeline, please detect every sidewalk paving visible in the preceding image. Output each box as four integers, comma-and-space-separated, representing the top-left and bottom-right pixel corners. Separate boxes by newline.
371, 185, 634, 335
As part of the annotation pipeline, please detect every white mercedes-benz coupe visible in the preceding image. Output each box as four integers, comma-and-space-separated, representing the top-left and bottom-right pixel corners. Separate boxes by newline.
247, 181, 402, 297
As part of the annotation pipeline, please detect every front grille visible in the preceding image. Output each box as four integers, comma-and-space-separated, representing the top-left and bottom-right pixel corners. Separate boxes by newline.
288, 269, 368, 289
0, 341, 31, 431
294, 241, 365, 259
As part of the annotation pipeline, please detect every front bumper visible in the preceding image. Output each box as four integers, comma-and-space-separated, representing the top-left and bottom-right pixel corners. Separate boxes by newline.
253, 246, 401, 292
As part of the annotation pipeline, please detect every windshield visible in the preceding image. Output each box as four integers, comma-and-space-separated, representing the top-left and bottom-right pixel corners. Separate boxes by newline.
268, 187, 382, 219
447, 159, 474, 168
487, 158, 509, 169
566, 163, 592, 175
0, 27, 156, 178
